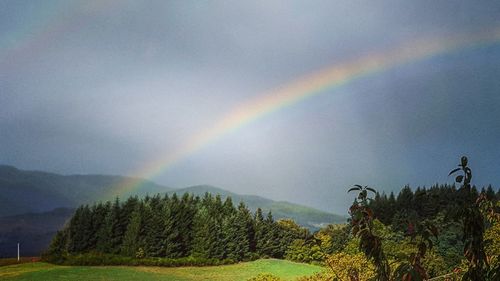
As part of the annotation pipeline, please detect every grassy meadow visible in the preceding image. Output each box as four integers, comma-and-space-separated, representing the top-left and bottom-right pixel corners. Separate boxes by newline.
0, 259, 323, 281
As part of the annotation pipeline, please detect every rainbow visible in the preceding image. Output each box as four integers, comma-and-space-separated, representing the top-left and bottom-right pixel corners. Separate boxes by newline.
34, 25, 492, 197
112, 27, 500, 197
4, 5, 499, 198
0, 2, 76, 68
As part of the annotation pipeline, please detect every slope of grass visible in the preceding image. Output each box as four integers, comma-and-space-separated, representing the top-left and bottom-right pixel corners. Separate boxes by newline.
0, 259, 323, 281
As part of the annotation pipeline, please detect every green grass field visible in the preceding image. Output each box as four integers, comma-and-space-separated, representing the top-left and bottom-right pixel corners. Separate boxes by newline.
0, 259, 323, 281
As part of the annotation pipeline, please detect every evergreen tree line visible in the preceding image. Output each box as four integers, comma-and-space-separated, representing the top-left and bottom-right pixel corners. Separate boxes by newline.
369, 184, 499, 230
364, 183, 499, 271
46, 192, 308, 262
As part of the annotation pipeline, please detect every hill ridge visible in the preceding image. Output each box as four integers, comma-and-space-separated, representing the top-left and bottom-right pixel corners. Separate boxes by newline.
169, 184, 346, 229
0, 167, 345, 257
0, 165, 345, 228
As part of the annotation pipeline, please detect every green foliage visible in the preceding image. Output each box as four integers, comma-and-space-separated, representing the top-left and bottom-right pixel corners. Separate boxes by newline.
42, 156, 499, 281
135, 247, 145, 259
336, 156, 499, 281
168, 185, 346, 230
52, 252, 235, 267
224, 212, 249, 261
275, 219, 310, 259
295, 272, 331, 281
285, 239, 324, 264
67, 205, 92, 253
317, 224, 350, 254
143, 199, 165, 257
348, 185, 391, 281
120, 205, 143, 257
325, 252, 376, 281
254, 208, 266, 255
45, 191, 303, 264
43, 229, 68, 264
392, 220, 438, 280
191, 206, 213, 258
347, 186, 447, 280
103, 198, 124, 254
258, 211, 281, 258
449, 156, 489, 280
484, 216, 500, 267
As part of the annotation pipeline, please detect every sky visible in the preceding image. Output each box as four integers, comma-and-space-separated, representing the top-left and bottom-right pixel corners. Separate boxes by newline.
1, 0, 500, 214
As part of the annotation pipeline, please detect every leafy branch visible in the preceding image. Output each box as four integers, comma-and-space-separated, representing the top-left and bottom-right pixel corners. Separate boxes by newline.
449, 156, 488, 281
348, 185, 390, 281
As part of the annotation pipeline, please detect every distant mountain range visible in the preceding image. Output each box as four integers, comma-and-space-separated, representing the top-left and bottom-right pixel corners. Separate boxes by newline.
0, 165, 173, 217
0, 165, 345, 257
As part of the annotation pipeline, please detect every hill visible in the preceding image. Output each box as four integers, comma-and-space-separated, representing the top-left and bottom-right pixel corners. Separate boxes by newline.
0, 166, 345, 228
169, 185, 346, 229
0, 166, 345, 257
0, 165, 173, 217
0, 208, 74, 258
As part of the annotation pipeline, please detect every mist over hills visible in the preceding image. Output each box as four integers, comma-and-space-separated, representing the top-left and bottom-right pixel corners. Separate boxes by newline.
0, 208, 74, 258
0, 165, 345, 257
0, 165, 173, 217
0, 165, 344, 225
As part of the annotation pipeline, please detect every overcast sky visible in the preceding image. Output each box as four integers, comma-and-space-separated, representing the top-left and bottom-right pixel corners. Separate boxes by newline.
1, 1, 500, 214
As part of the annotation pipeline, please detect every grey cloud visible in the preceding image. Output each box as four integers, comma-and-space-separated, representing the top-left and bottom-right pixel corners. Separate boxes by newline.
1, 0, 500, 214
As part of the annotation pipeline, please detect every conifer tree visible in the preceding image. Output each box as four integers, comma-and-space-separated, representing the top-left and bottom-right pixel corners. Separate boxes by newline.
485, 185, 496, 201
224, 211, 249, 261
238, 202, 256, 253
110, 197, 125, 253
164, 193, 183, 257
96, 198, 122, 253
89, 202, 108, 250
143, 195, 166, 257
191, 206, 212, 258
223, 197, 236, 216
260, 211, 280, 258
387, 192, 397, 223
45, 229, 68, 261
67, 205, 92, 252
121, 204, 144, 257
66, 206, 82, 253
254, 208, 265, 256
120, 196, 139, 234
95, 201, 112, 252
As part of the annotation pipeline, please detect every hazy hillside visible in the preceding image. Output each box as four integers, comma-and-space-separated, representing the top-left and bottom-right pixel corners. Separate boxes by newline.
0, 208, 74, 257
0, 165, 173, 217
0, 166, 345, 257
0, 166, 345, 228
169, 185, 346, 229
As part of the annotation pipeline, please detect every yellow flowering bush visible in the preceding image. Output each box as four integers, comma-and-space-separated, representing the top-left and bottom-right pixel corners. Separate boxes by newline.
485, 220, 500, 266
325, 252, 375, 281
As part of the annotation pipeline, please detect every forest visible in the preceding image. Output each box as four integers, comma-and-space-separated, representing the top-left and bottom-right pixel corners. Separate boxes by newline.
45, 192, 308, 264
45, 158, 500, 280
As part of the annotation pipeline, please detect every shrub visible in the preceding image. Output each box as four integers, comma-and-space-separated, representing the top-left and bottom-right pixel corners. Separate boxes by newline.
325, 252, 375, 281
42, 252, 236, 267
247, 273, 283, 281
295, 272, 331, 281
